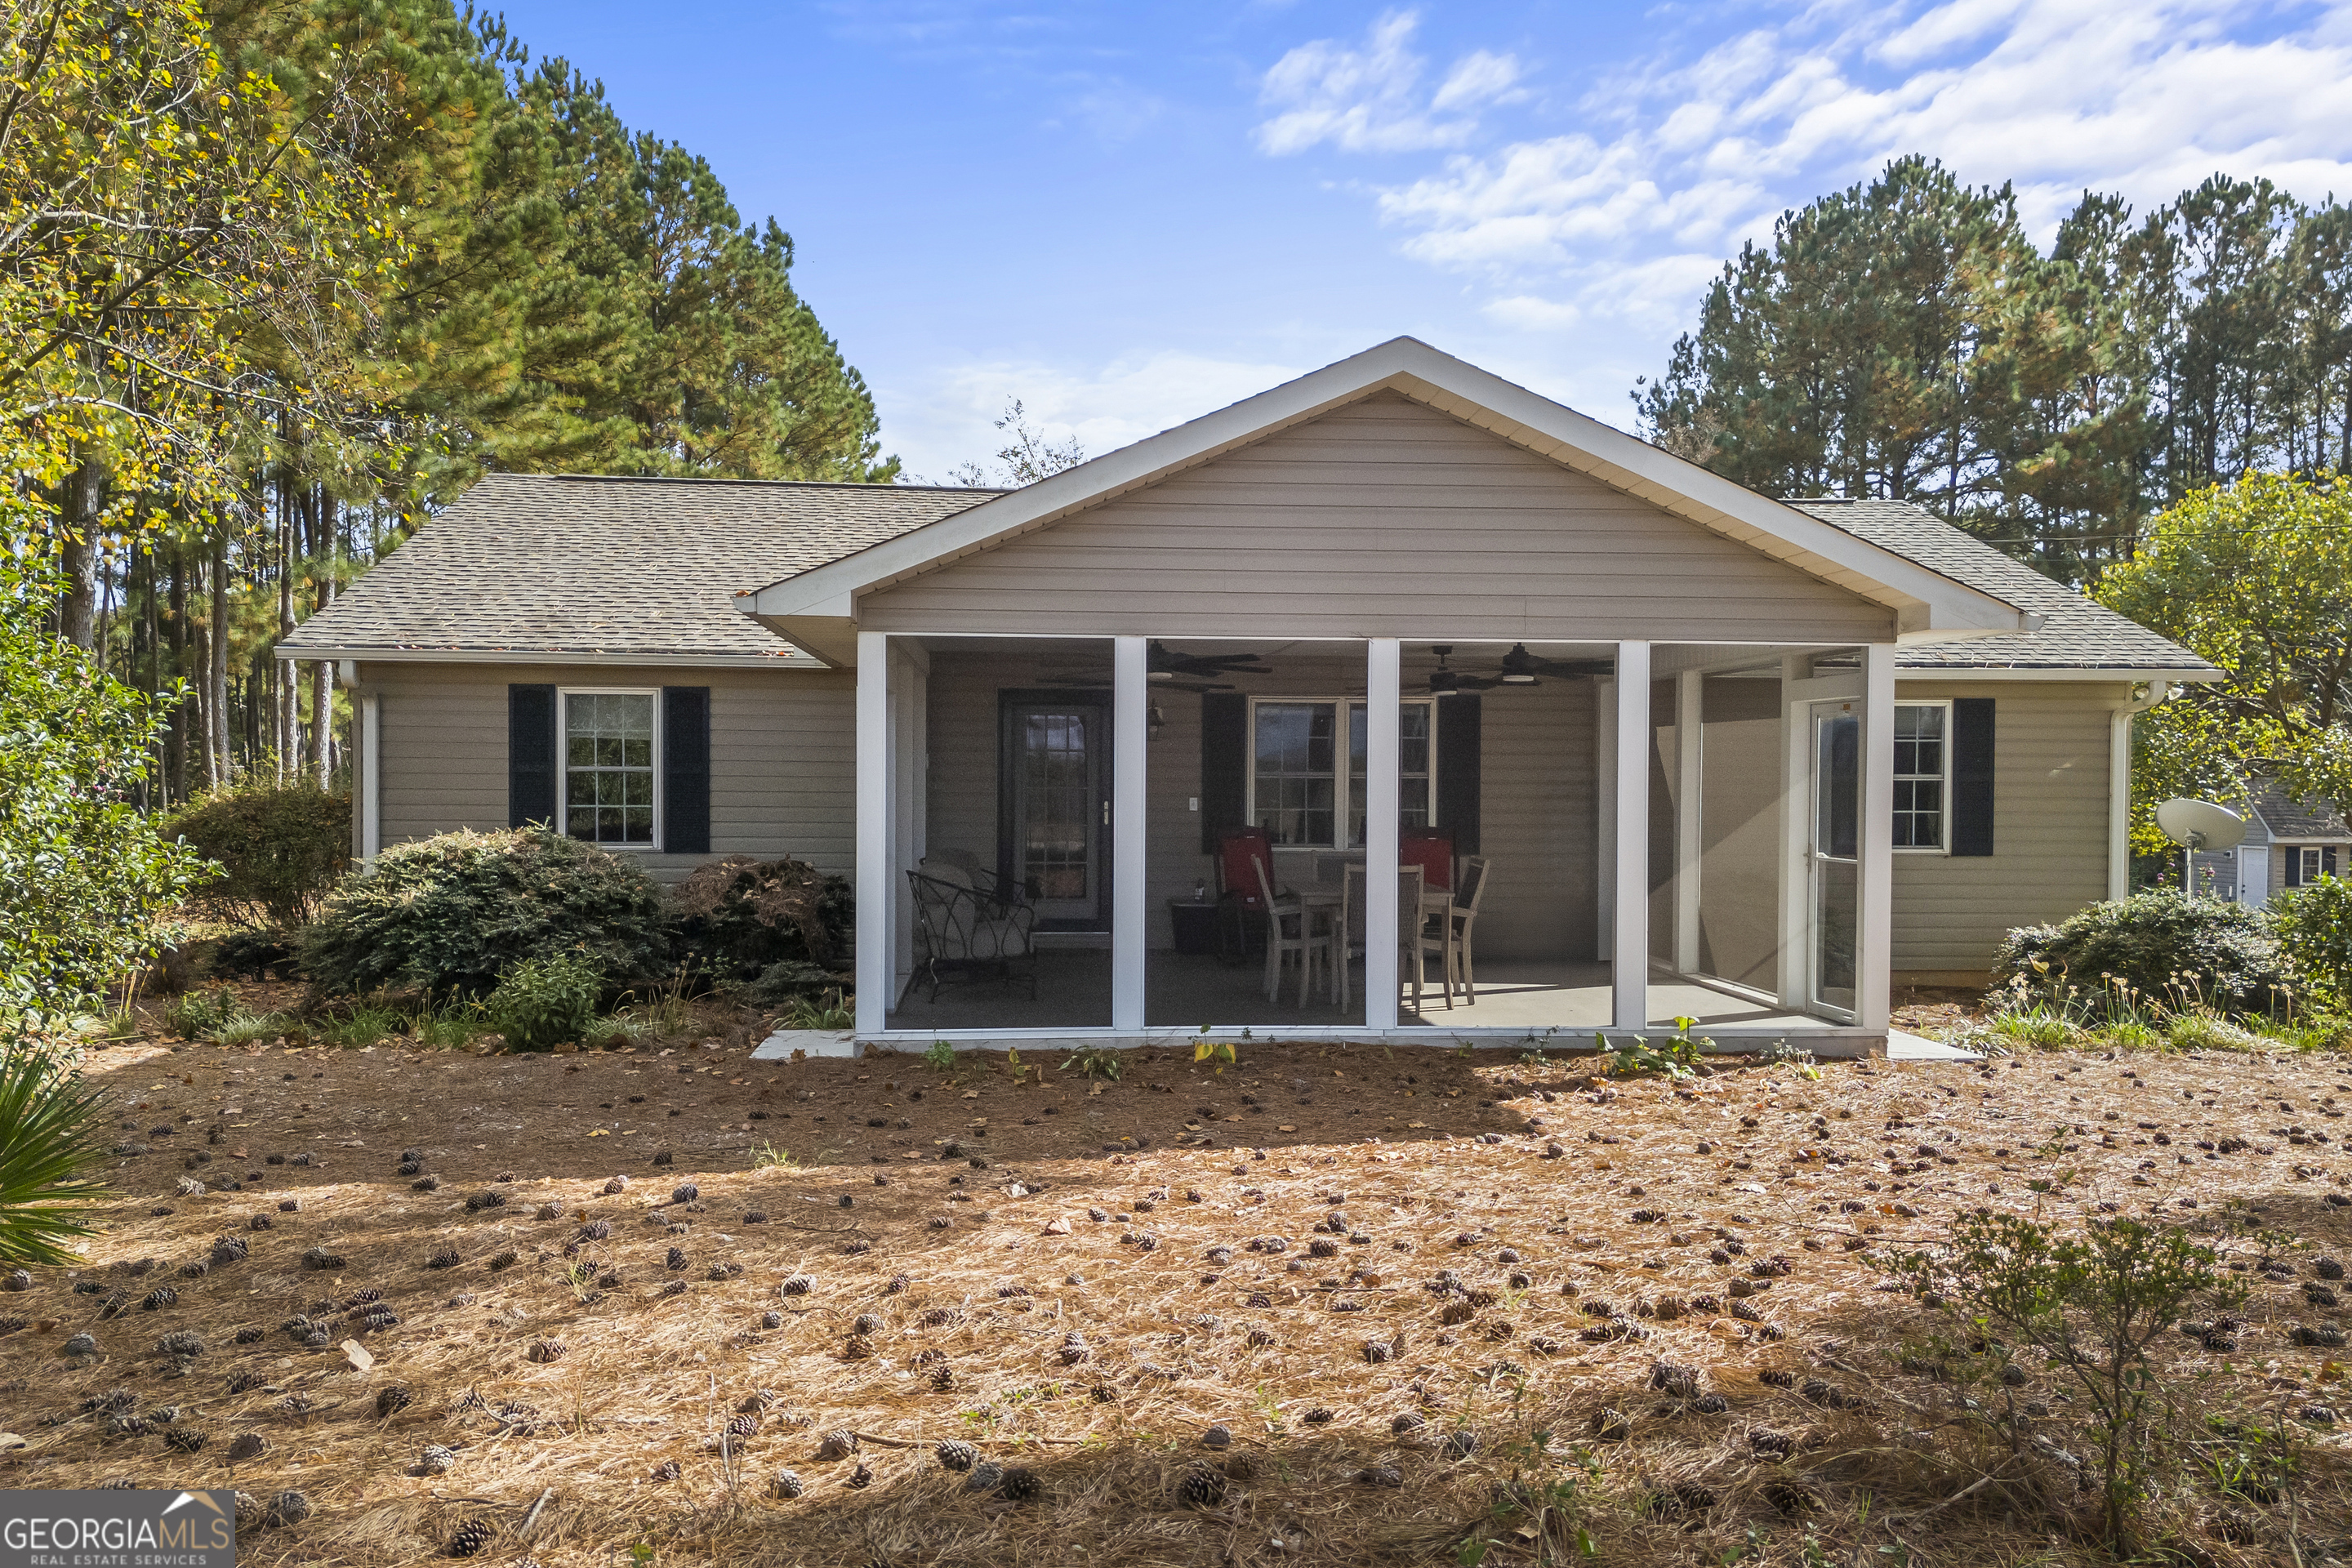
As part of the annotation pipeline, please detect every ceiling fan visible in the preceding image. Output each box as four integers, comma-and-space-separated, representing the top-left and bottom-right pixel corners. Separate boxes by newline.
1425, 642, 1613, 694
1150, 640, 1274, 681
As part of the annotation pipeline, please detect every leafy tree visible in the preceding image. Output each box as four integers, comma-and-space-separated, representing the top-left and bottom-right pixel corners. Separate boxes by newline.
2096, 470, 2352, 843
0, 559, 204, 1023
946, 399, 1085, 488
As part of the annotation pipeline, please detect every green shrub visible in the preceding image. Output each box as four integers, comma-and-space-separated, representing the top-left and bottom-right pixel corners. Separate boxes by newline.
489, 953, 601, 1051
165, 782, 350, 929
1992, 891, 2291, 1018
2274, 875, 2352, 1008
208, 927, 298, 982
0, 1046, 111, 1264
670, 855, 851, 985
299, 826, 667, 997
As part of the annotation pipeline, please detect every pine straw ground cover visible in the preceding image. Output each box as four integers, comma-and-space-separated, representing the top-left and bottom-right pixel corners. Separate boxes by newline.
8, 1019, 2352, 1566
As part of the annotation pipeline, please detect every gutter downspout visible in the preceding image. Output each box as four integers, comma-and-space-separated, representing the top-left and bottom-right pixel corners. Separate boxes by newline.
2108, 679, 2171, 902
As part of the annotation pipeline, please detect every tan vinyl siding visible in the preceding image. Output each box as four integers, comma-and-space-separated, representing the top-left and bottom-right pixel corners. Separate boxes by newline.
1891, 679, 2125, 978
358, 661, 856, 883
859, 393, 1895, 644
1697, 678, 1784, 991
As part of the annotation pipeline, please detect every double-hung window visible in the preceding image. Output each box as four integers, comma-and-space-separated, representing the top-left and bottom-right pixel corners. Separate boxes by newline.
561, 690, 659, 848
1891, 702, 1949, 851
1250, 698, 1435, 849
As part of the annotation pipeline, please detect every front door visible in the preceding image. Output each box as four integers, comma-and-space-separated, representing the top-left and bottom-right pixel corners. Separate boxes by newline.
1809, 701, 1860, 1018
1005, 698, 1108, 928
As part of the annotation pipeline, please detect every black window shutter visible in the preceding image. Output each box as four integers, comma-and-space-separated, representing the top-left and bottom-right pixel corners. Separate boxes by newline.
662, 686, 711, 855
2287, 849, 2304, 889
1435, 695, 1481, 853
1200, 692, 1248, 853
2329, 846, 2341, 880
1950, 697, 1995, 857
508, 684, 557, 828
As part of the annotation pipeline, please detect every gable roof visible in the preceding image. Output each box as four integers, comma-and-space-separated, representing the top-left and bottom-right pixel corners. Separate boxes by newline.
2242, 764, 2352, 841
1792, 501, 2217, 678
739, 337, 2039, 660
276, 472, 1000, 666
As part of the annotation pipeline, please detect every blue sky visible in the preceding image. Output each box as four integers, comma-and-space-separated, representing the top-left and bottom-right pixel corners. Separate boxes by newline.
483, 1, 2352, 480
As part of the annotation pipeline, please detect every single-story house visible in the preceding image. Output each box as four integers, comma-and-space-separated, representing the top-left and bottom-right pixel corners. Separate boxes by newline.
278, 338, 2218, 1052
2190, 764, 2352, 903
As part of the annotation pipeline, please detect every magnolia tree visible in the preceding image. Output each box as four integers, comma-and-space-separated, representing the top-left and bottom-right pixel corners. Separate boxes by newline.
0, 558, 204, 1023
2096, 470, 2352, 855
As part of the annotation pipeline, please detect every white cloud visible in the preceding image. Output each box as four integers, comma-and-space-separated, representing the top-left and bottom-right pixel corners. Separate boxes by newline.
1254, 10, 1525, 155
1298, 0, 2352, 345
882, 350, 1307, 483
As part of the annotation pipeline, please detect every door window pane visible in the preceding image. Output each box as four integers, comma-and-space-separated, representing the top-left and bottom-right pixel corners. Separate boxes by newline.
1020, 710, 1093, 902
564, 693, 656, 845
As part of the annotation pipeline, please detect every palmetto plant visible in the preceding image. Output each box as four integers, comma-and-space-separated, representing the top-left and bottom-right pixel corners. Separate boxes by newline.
0, 1047, 111, 1265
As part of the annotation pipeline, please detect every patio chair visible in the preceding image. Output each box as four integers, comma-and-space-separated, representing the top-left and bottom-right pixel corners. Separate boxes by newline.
1214, 828, 1276, 964
1254, 857, 1329, 1005
1446, 855, 1490, 1004
906, 858, 1038, 1002
1401, 828, 1454, 892
1338, 862, 1430, 1013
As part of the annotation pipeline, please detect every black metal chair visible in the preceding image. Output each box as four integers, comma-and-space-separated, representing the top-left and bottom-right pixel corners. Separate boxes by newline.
906, 858, 1039, 1001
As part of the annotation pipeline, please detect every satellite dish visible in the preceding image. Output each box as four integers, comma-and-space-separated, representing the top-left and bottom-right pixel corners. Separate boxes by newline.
2155, 798, 2246, 852
2155, 798, 2245, 902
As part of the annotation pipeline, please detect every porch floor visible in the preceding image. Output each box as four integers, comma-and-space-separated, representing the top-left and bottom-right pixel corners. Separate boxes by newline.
884, 953, 1837, 1035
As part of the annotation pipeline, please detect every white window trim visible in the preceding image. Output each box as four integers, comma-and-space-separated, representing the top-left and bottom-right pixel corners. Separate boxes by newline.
1893, 699, 1952, 857
1243, 695, 1437, 851
556, 686, 664, 852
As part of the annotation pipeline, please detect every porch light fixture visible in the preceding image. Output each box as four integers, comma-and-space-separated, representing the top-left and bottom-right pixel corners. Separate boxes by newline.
1147, 699, 1165, 737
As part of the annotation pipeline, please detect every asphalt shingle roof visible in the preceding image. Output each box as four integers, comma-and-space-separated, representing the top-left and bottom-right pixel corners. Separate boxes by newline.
277, 473, 1000, 661
2243, 764, 2352, 840
1791, 498, 2216, 675
279, 474, 2213, 678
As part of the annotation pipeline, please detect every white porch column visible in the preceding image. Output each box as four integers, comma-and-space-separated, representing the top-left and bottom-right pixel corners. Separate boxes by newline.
1776, 654, 1811, 1009
1595, 680, 1615, 961
855, 631, 891, 1037
1857, 643, 1896, 1031
1673, 668, 1703, 973
1112, 635, 1149, 1031
359, 691, 381, 867
1365, 639, 1401, 1028
1612, 641, 1650, 1031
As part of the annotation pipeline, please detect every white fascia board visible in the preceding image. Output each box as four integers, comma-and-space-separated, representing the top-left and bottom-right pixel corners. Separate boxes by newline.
1891, 665, 2223, 683
277, 645, 831, 671
736, 337, 2035, 638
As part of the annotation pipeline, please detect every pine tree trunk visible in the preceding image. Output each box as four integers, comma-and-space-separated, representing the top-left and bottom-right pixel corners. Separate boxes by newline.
311, 490, 334, 785
57, 455, 104, 648
209, 537, 231, 786
168, 542, 189, 803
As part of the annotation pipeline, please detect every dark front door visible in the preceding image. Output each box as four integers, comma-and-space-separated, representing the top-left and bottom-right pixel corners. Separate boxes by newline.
1003, 697, 1108, 928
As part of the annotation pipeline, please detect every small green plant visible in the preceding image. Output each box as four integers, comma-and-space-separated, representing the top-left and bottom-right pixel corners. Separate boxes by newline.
779, 987, 853, 1031
1194, 1035, 1239, 1073
488, 952, 602, 1051
316, 1001, 403, 1049
749, 1141, 800, 1170
1601, 1017, 1706, 1080
408, 997, 490, 1050
1058, 1045, 1124, 1081
921, 1039, 957, 1071
0, 1047, 112, 1264
1885, 1209, 2243, 1555
2165, 1007, 2264, 1053
1004, 1046, 1032, 1085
